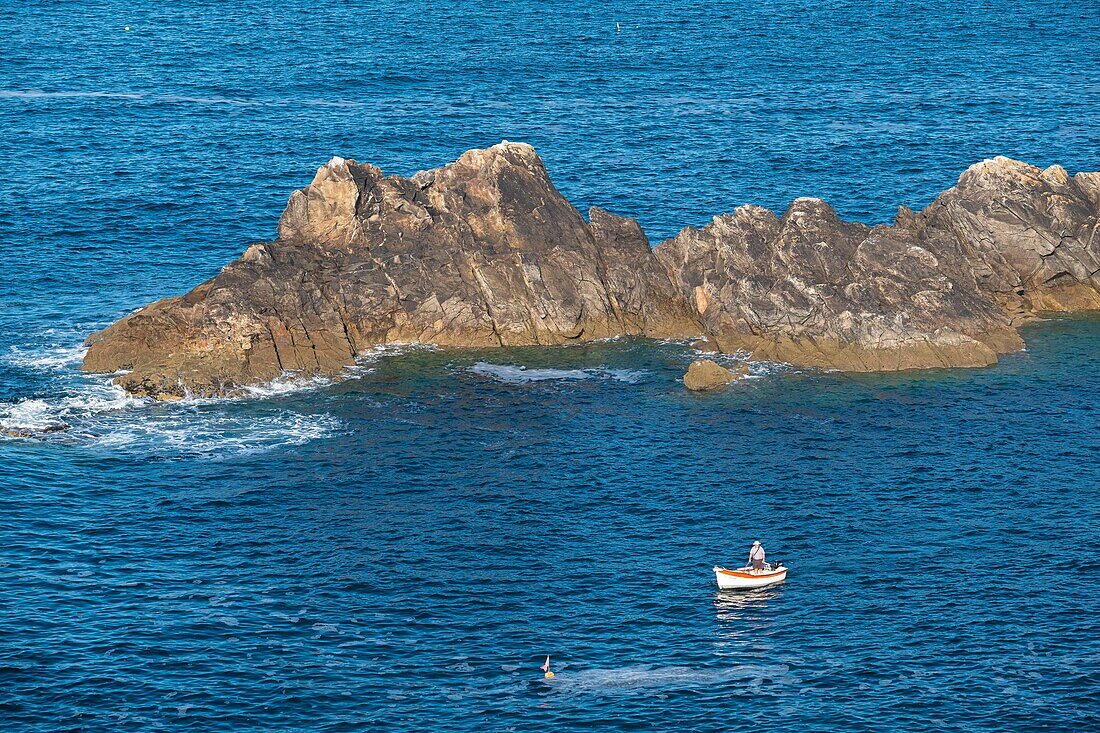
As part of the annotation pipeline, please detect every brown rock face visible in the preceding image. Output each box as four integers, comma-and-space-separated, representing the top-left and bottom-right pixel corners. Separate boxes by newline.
83, 142, 701, 398
654, 198, 1025, 372
920, 157, 1100, 317
683, 359, 749, 391
83, 145, 1100, 397
655, 158, 1099, 372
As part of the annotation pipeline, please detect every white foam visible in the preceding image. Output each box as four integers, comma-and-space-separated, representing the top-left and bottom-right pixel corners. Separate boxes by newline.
685, 347, 793, 380
0, 378, 139, 433
0, 324, 355, 455
243, 373, 335, 398
361, 342, 439, 361
215, 353, 388, 400
601, 368, 647, 384
0, 369, 337, 456
658, 336, 707, 347
468, 362, 648, 385
0, 399, 66, 432
231, 346, 435, 398
5, 344, 88, 370
746, 360, 798, 377
92, 409, 340, 458
469, 363, 590, 383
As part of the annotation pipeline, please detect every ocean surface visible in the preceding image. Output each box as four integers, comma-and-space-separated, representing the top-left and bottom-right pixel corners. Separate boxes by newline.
2, 1, 1099, 730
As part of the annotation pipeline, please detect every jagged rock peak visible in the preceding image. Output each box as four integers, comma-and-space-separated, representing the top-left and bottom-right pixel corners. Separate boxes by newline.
83, 143, 702, 399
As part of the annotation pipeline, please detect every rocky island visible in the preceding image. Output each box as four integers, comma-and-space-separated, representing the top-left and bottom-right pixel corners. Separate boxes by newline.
83, 142, 1100, 398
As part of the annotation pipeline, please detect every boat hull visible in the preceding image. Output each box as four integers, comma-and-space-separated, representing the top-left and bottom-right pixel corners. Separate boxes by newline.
713, 565, 788, 590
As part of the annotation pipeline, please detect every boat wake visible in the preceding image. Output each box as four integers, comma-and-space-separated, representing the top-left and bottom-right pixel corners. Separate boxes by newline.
548, 663, 794, 694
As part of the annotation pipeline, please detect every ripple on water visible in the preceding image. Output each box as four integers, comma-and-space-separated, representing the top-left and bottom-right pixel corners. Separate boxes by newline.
2, 1, 1100, 729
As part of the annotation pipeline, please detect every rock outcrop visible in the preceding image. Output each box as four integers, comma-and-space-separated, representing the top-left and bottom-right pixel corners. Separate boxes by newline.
655, 198, 1024, 371
83, 143, 700, 398
654, 156, 1099, 372
82, 144, 1100, 398
921, 157, 1100, 317
683, 359, 748, 391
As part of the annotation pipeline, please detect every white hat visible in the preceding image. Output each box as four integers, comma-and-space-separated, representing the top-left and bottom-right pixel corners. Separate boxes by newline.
752, 540, 760, 546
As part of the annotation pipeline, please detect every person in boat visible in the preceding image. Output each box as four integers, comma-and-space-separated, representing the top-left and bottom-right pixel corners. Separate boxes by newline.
748, 540, 766, 573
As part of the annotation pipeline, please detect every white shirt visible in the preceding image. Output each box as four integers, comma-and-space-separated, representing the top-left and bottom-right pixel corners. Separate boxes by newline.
749, 545, 765, 561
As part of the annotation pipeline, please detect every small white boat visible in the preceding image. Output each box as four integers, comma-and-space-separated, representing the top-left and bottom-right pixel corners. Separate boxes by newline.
713, 562, 788, 590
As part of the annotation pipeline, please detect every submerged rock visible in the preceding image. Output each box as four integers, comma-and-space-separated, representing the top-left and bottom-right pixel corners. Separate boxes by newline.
82, 145, 1100, 397
0, 422, 69, 439
683, 359, 748, 391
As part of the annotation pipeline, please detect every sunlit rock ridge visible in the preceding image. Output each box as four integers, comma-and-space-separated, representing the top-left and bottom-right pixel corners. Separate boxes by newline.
83, 142, 1100, 398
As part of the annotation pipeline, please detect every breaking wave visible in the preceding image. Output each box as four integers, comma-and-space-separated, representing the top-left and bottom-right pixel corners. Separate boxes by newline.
0, 334, 436, 456
0, 336, 340, 456
0, 376, 340, 457
0, 379, 139, 434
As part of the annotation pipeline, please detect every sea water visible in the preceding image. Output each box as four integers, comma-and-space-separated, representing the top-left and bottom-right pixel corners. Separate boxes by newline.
1, 2, 1098, 730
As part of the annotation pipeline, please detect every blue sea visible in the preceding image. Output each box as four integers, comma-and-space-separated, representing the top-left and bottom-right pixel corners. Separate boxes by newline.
2, 2, 1099, 730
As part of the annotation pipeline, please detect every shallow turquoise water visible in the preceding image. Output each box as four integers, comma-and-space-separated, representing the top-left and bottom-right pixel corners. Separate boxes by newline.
2, 2, 1099, 731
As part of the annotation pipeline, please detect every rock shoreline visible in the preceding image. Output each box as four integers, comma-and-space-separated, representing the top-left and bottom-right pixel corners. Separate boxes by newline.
83, 142, 1100, 399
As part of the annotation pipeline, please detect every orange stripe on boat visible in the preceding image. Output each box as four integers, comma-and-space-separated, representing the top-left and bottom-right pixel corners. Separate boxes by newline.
717, 568, 786, 579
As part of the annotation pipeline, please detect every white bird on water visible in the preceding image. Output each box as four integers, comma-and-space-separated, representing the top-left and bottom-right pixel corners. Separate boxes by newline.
540, 655, 554, 680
